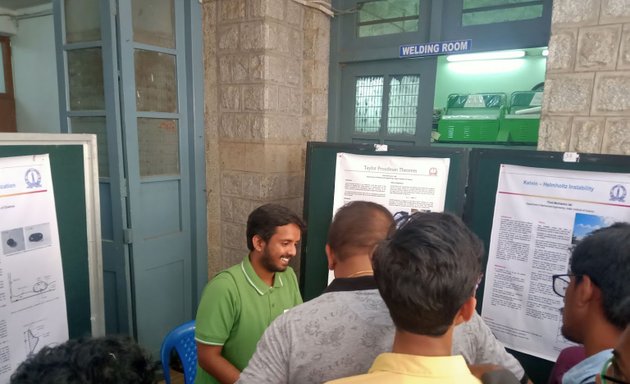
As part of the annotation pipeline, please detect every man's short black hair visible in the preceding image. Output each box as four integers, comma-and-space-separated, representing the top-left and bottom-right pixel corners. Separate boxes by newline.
373, 211, 483, 336
570, 222, 630, 329
10, 336, 157, 384
246, 204, 305, 251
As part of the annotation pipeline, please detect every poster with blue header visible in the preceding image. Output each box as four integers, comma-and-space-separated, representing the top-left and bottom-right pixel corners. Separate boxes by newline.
481, 164, 630, 361
0, 154, 68, 383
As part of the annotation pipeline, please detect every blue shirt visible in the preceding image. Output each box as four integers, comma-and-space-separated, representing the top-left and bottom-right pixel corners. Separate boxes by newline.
562, 349, 612, 384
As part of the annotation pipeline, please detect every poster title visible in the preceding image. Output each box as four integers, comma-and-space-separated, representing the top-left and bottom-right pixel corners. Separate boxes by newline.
523, 180, 594, 192
365, 165, 418, 174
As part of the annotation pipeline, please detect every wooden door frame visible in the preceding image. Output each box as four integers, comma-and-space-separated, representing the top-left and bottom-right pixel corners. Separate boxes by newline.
0, 36, 17, 132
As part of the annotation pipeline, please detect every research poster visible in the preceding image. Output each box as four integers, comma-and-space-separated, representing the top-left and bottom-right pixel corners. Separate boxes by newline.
0, 155, 68, 382
330, 152, 450, 282
481, 164, 630, 361
332, 152, 450, 216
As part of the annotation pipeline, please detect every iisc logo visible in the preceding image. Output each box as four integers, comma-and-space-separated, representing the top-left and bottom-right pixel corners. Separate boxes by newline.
24, 168, 42, 189
610, 184, 627, 202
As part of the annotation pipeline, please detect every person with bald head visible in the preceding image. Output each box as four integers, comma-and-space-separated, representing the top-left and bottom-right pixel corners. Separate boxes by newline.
238, 201, 526, 384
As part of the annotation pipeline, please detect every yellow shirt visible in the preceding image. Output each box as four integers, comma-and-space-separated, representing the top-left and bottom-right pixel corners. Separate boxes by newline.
326, 353, 482, 384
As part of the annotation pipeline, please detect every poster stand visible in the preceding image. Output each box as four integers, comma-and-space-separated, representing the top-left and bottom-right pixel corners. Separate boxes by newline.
0, 133, 104, 339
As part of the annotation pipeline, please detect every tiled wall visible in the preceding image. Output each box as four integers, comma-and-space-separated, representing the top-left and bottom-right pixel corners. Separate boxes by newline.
540, 0, 630, 154
201, 0, 330, 278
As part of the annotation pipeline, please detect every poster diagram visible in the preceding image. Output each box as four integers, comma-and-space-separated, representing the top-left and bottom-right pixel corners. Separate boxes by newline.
9, 273, 57, 303
0, 155, 69, 383
481, 164, 630, 361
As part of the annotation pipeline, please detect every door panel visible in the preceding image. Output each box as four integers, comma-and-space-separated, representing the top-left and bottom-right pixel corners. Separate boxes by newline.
340, 59, 437, 146
118, 0, 192, 356
54, 0, 132, 336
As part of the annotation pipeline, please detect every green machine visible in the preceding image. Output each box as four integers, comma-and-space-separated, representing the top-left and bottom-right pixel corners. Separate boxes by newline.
497, 91, 542, 144
437, 93, 507, 142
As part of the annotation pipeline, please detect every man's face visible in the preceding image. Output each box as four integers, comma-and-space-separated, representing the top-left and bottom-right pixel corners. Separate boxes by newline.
259, 224, 301, 273
561, 276, 582, 343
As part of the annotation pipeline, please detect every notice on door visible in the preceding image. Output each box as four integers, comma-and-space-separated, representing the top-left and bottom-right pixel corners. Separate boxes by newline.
0, 154, 68, 383
481, 164, 630, 361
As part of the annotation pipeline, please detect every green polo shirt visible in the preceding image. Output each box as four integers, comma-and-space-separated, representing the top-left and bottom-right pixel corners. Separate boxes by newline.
194, 256, 302, 384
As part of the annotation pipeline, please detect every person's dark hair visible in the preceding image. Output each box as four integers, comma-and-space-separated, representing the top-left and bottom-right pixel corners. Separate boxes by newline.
246, 204, 305, 251
10, 336, 157, 384
373, 211, 483, 336
570, 222, 630, 328
327, 201, 395, 261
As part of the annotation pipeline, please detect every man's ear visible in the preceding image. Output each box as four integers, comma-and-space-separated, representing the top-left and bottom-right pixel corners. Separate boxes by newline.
325, 244, 336, 270
454, 296, 477, 326
252, 235, 265, 252
576, 275, 597, 306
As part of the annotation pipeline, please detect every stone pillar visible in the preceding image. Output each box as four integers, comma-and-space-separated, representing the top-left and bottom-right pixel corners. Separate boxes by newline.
201, 0, 330, 278
540, 0, 630, 154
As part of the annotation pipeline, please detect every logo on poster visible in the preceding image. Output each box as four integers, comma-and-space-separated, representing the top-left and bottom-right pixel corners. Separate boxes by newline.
24, 168, 42, 189
610, 184, 627, 202
429, 167, 438, 176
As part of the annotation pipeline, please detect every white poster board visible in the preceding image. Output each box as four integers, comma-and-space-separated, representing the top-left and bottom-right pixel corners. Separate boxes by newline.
332, 152, 450, 215
0, 154, 69, 381
329, 152, 450, 282
481, 164, 630, 361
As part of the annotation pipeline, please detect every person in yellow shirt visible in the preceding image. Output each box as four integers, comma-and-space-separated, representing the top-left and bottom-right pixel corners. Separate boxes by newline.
327, 211, 484, 384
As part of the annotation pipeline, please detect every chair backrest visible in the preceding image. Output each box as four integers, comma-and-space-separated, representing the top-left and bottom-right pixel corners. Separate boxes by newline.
160, 320, 196, 384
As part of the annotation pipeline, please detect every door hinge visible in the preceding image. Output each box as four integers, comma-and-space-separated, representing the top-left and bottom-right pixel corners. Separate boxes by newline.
120, 178, 128, 198
123, 228, 133, 244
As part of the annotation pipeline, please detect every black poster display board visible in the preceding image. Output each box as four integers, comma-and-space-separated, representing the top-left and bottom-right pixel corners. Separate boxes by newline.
463, 149, 630, 384
301, 142, 469, 301
302, 142, 630, 383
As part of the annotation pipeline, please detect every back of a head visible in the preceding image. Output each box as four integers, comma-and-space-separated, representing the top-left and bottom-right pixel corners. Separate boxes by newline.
327, 201, 395, 261
246, 203, 305, 250
570, 222, 630, 328
373, 211, 483, 336
10, 336, 157, 384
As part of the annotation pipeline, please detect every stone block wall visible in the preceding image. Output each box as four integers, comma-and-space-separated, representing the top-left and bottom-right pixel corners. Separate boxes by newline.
541, 0, 630, 154
202, 0, 330, 278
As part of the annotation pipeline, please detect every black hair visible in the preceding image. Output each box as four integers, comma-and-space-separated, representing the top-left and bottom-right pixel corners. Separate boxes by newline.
246, 204, 305, 251
327, 201, 395, 261
373, 211, 483, 336
570, 222, 630, 328
10, 336, 158, 384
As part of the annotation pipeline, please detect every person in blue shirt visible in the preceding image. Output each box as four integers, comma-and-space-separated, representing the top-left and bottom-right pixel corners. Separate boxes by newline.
552, 223, 630, 384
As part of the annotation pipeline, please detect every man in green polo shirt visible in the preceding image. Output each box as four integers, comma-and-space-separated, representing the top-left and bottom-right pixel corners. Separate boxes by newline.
195, 204, 305, 384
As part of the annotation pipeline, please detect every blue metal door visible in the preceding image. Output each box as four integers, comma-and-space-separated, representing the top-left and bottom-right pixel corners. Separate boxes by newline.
54, 0, 206, 356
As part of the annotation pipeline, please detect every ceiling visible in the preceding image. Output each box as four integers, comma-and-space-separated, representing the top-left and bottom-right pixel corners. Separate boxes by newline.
0, 0, 50, 11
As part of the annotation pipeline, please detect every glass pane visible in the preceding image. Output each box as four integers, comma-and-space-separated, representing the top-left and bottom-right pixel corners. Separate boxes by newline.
137, 118, 179, 177
70, 117, 109, 178
64, 0, 101, 43
462, 0, 543, 26
68, 48, 105, 110
354, 76, 383, 134
358, 0, 419, 38
387, 75, 419, 135
135, 50, 177, 113
132, 0, 175, 49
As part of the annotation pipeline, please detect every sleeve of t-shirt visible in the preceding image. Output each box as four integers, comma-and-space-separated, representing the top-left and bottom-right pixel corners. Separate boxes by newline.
287, 267, 303, 306
237, 312, 291, 384
195, 273, 240, 346
454, 311, 525, 380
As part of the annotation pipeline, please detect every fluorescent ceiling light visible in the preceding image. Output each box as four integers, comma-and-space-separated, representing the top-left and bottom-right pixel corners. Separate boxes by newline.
446, 50, 526, 62
542, 49, 549, 57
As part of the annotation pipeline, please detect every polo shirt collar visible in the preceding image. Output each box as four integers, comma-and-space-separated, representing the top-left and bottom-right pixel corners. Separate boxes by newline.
241, 256, 284, 296
370, 353, 472, 378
